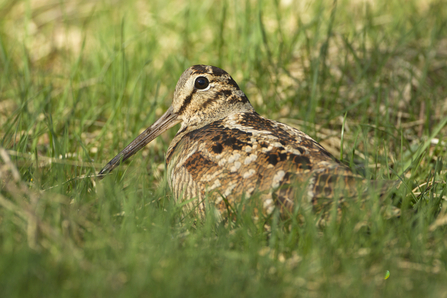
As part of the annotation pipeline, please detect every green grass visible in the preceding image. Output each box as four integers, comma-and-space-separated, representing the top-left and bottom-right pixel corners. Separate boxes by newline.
1, 0, 447, 297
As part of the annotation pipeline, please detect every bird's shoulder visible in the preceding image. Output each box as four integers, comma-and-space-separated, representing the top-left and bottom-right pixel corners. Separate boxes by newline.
167, 112, 348, 181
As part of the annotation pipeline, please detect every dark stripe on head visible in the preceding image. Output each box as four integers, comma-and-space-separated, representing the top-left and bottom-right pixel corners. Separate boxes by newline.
177, 89, 197, 115
222, 89, 249, 104
191, 65, 208, 73
239, 94, 249, 103
191, 65, 229, 77
225, 89, 250, 102
222, 90, 232, 97
225, 95, 247, 106
210, 66, 228, 76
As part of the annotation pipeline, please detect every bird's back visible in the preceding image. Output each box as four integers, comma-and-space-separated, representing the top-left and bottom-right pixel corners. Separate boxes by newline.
166, 111, 365, 218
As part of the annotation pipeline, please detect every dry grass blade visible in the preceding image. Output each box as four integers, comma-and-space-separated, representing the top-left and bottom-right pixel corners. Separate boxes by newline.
0, 147, 89, 254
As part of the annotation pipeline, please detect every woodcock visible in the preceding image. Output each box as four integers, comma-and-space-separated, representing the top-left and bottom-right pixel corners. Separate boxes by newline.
99, 65, 388, 219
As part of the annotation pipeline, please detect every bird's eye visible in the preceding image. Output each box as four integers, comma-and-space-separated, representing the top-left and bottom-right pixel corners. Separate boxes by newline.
194, 77, 209, 90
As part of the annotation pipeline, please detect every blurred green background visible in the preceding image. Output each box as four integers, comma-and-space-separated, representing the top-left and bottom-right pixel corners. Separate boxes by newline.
1, 0, 446, 297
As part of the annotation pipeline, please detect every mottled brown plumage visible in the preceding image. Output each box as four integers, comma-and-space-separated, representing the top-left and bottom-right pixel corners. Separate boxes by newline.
99, 65, 387, 219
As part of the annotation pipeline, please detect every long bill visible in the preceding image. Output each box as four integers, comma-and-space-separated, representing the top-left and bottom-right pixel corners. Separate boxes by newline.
98, 106, 180, 179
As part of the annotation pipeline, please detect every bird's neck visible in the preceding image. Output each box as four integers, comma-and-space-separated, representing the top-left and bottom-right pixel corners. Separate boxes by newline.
180, 101, 255, 133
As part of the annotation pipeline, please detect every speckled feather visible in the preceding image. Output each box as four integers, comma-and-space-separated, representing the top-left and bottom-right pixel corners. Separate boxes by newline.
99, 65, 389, 219
166, 111, 366, 216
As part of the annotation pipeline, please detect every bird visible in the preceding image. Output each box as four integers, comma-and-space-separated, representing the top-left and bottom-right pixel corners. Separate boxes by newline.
98, 65, 391, 221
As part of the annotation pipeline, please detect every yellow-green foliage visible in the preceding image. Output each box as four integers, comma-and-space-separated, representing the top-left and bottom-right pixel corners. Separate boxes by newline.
0, 0, 446, 297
